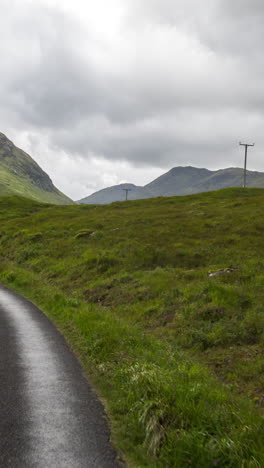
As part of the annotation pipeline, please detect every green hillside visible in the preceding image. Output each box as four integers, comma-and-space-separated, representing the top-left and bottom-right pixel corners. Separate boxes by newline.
0, 133, 72, 204
0, 189, 263, 466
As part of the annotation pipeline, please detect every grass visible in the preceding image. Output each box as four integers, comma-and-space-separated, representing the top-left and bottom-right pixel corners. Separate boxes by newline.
0, 188, 263, 466
0, 164, 72, 204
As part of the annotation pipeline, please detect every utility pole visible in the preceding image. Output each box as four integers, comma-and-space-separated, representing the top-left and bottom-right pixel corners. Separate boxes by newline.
239, 142, 255, 188
123, 188, 132, 201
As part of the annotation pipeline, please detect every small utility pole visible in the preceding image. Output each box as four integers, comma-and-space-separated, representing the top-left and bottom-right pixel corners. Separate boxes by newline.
123, 188, 132, 201
239, 142, 255, 188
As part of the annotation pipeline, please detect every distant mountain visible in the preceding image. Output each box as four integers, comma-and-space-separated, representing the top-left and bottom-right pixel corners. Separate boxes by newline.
145, 166, 211, 197
78, 166, 264, 204
0, 133, 72, 204
78, 183, 152, 205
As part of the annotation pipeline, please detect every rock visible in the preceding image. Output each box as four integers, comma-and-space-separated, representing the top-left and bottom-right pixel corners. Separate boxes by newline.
208, 267, 239, 277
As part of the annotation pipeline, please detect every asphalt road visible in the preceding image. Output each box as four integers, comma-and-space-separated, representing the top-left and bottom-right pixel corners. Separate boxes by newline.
0, 286, 120, 467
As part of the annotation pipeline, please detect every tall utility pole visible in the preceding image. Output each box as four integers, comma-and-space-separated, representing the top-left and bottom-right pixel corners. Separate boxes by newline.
123, 188, 132, 201
239, 142, 255, 188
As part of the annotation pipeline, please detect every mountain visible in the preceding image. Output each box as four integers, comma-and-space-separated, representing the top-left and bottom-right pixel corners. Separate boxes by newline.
145, 166, 212, 196
0, 133, 72, 204
78, 166, 264, 204
190, 167, 264, 193
78, 183, 152, 204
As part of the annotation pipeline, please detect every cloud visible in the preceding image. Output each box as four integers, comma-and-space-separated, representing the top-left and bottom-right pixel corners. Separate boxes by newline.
0, 0, 263, 198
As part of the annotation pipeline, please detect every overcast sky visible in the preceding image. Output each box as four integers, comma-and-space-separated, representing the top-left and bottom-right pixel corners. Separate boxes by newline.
1, 0, 264, 199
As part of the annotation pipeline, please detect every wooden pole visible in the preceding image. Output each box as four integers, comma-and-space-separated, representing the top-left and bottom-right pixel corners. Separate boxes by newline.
122, 189, 132, 201
239, 142, 255, 188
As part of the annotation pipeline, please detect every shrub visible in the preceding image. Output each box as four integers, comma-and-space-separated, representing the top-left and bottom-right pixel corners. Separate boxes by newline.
28, 232, 43, 242
17, 246, 38, 264
96, 252, 119, 273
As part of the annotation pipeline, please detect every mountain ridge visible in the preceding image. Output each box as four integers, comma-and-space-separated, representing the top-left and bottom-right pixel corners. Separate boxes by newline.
78, 165, 264, 204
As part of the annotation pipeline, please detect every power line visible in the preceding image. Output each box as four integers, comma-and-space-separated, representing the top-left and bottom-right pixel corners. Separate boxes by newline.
239, 142, 255, 188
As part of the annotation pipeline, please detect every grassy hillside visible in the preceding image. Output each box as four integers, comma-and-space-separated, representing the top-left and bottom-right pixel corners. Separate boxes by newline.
0, 132, 72, 204
0, 189, 263, 466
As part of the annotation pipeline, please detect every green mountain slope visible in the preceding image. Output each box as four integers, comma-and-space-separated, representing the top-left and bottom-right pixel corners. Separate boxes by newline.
0, 133, 72, 204
193, 167, 264, 193
0, 188, 263, 466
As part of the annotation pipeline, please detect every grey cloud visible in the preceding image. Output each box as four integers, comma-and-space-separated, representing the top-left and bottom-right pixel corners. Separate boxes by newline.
128, 1, 264, 58
219, 0, 264, 17
194, 0, 264, 57
0, 0, 264, 189
50, 108, 262, 170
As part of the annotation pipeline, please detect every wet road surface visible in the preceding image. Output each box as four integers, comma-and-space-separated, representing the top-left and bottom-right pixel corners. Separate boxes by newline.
0, 286, 120, 467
